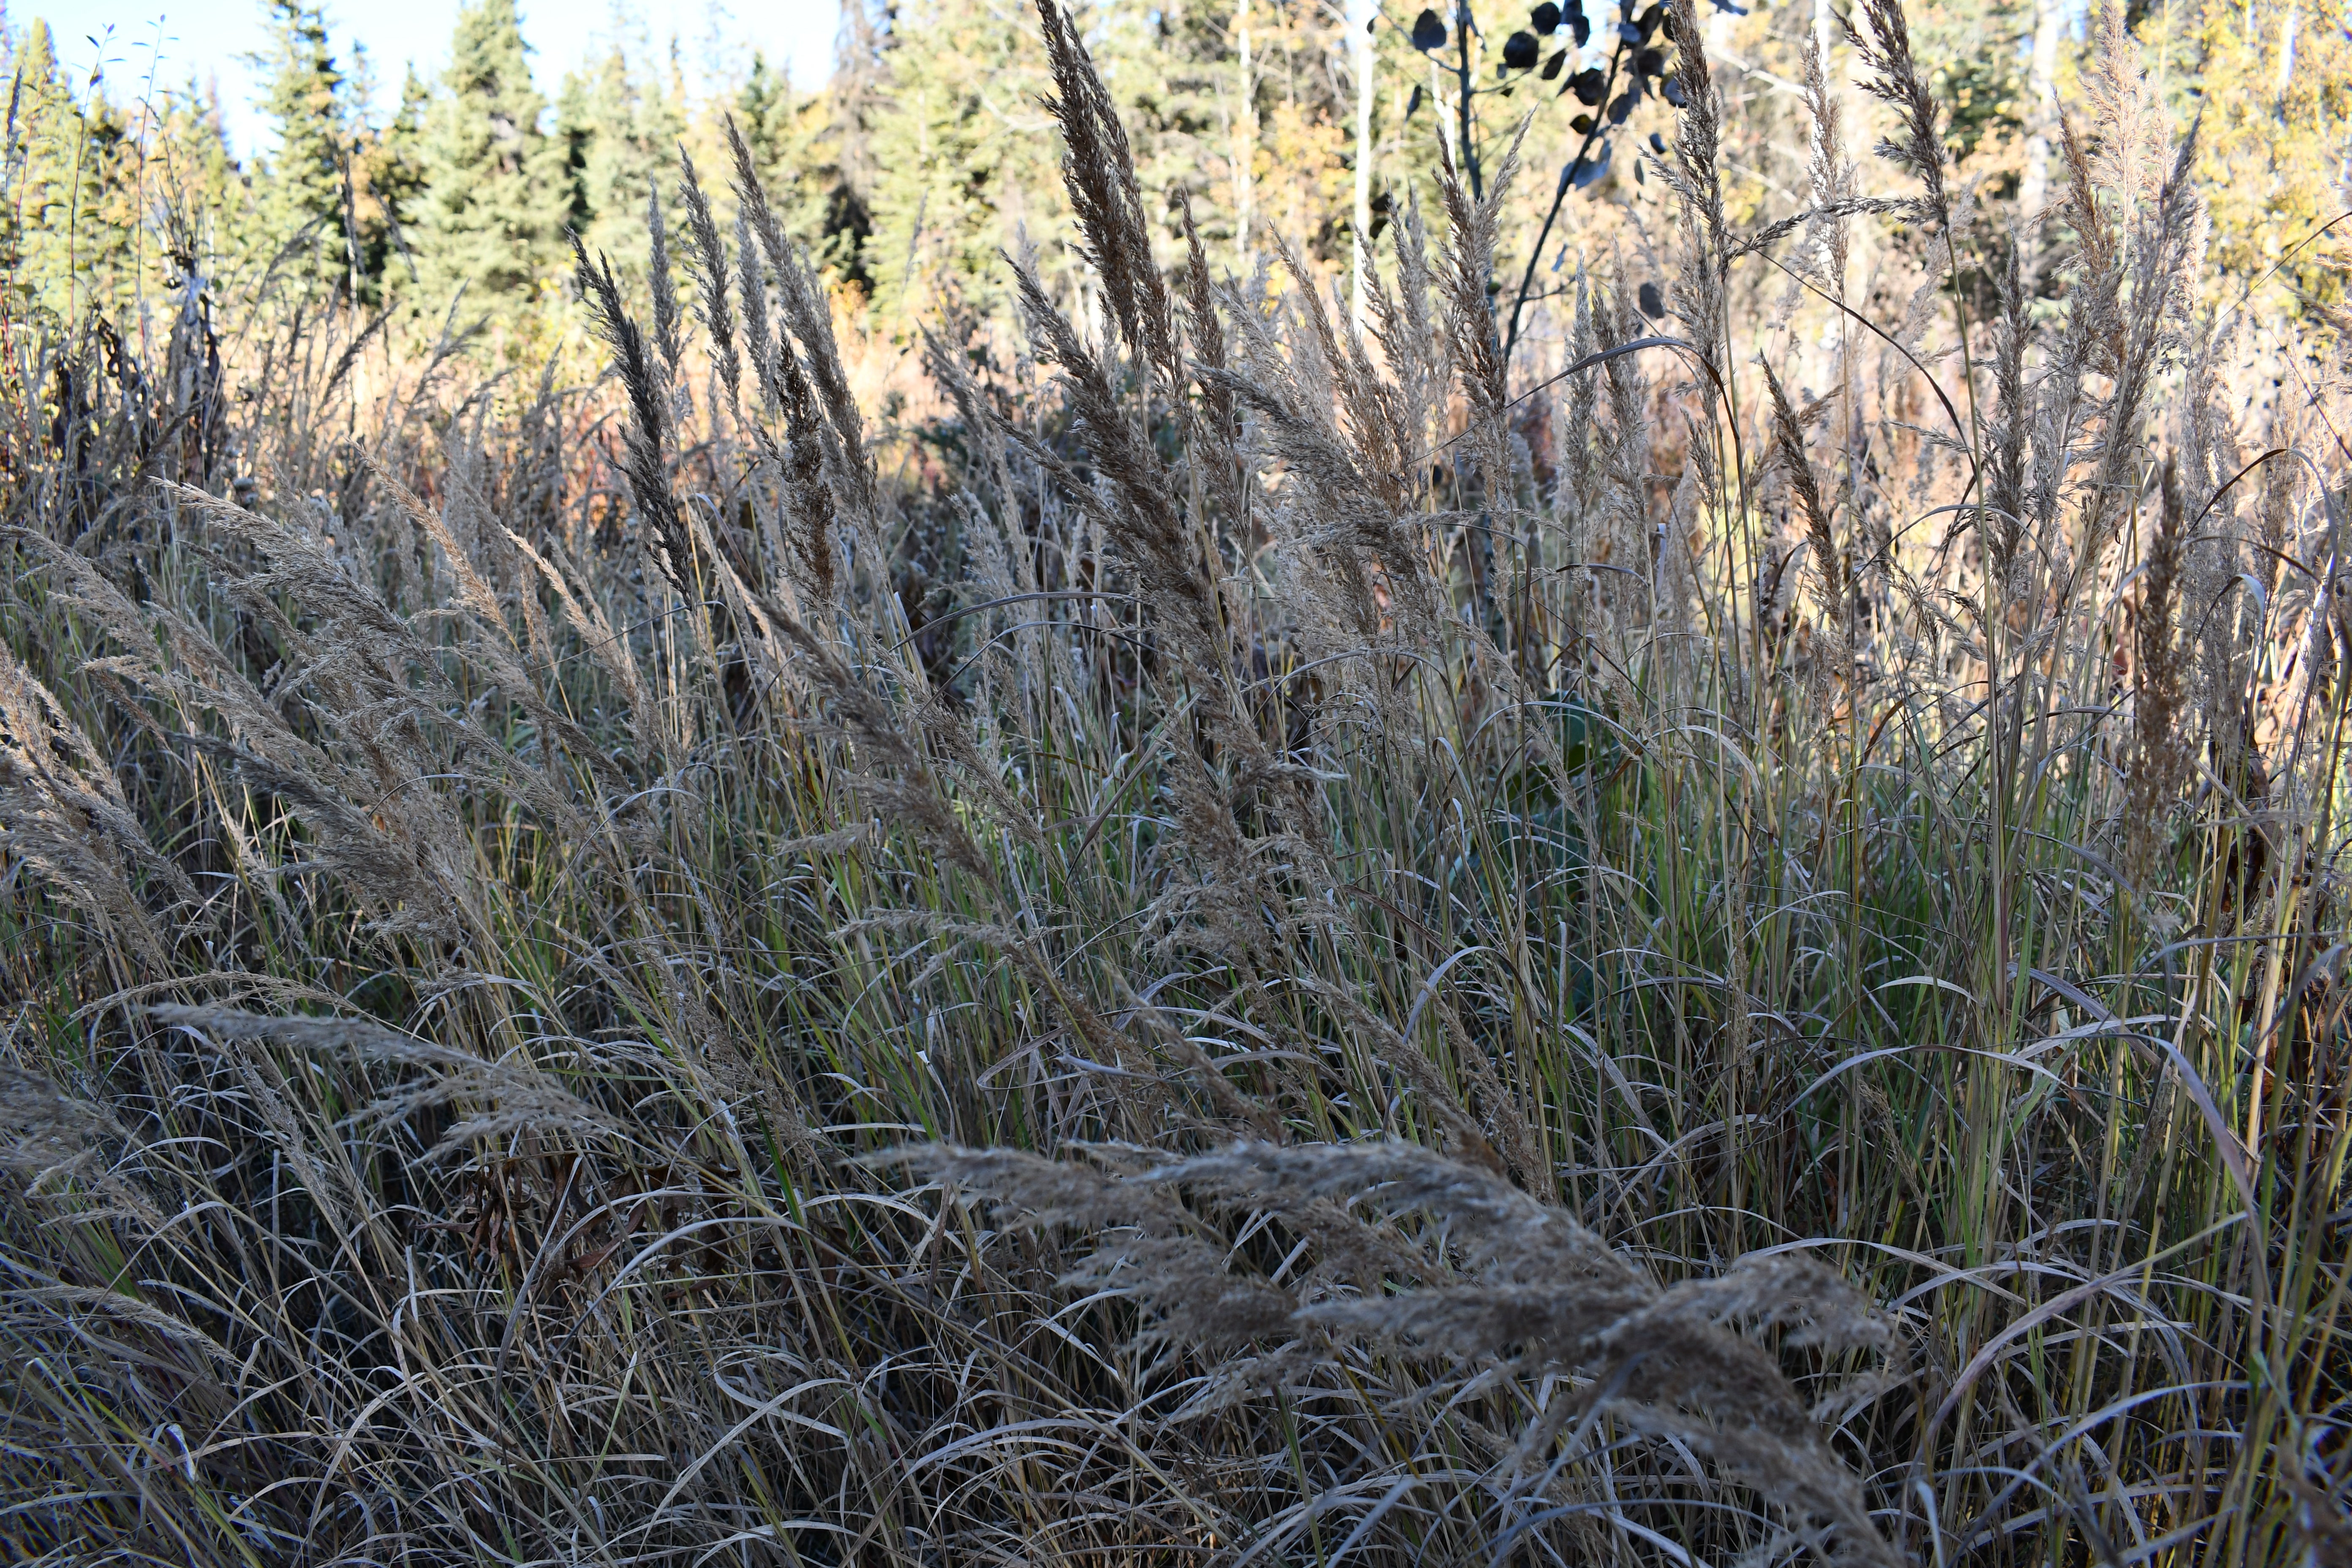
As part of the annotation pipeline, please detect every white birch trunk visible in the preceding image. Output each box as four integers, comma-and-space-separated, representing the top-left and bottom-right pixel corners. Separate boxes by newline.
1350, 0, 1376, 325
1234, 0, 1255, 262
2020, 0, 2064, 222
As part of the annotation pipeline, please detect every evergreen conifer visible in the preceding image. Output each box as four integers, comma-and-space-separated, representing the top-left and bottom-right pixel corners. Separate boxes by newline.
346, 60, 428, 299
411, 0, 567, 314
3, 20, 140, 319
253, 0, 356, 298
734, 52, 796, 174
556, 37, 686, 266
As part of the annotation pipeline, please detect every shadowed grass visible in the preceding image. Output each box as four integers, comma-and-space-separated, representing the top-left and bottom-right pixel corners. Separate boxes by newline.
2, 1, 2349, 1563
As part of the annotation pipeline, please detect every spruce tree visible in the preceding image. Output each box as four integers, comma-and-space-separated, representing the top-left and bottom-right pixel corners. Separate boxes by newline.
3, 19, 141, 320
411, 0, 567, 314
343, 54, 426, 299
253, 0, 356, 299
554, 54, 615, 239
823, 0, 888, 295
729, 54, 833, 252
555, 42, 666, 264
0, 19, 72, 314
147, 78, 248, 294
862, 0, 1222, 317
371, 65, 432, 272
734, 52, 797, 174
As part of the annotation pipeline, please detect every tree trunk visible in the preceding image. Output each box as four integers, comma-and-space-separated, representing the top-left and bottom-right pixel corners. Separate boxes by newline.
1234, 0, 1255, 262
1351, 0, 1376, 324
2020, 0, 2063, 222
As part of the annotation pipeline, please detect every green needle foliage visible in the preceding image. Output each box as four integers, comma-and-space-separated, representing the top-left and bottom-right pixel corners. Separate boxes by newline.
408, 0, 570, 309
254, 0, 360, 298
1, 0, 2350, 1564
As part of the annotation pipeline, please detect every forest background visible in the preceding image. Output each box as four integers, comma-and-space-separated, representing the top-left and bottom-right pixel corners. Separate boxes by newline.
11, 0, 2346, 393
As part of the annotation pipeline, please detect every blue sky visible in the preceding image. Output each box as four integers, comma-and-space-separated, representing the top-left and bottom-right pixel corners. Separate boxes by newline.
23, 0, 841, 152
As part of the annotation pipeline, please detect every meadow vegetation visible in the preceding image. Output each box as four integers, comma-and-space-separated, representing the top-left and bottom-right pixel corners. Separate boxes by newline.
3, 0, 2350, 1562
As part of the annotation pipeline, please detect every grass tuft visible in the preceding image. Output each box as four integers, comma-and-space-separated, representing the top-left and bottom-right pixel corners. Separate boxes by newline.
2, 0, 2349, 1562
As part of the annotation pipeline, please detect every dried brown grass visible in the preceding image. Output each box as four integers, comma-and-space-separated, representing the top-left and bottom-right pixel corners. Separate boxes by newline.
0, 2, 2347, 1565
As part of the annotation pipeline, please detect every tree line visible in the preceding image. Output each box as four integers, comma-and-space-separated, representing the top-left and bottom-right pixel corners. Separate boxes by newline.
3, 0, 2341, 355
4, 0, 862, 341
